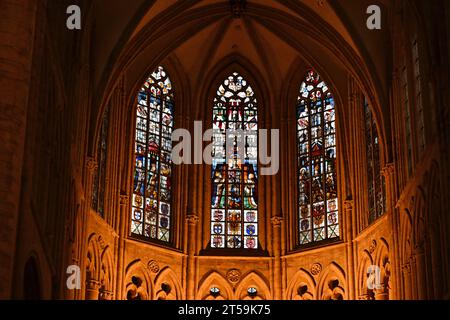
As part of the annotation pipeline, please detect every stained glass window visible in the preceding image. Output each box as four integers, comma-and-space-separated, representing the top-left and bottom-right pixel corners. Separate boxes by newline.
130, 66, 174, 242
364, 98, 385, 223
411, 36, 425, 155
401, 64, 413, 176
297, 70, 339, 245
92, 106, 109, 217
211, 72, 258, 249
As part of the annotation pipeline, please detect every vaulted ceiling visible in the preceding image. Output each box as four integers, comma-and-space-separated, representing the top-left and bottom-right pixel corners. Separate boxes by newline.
88, 0, 393, 154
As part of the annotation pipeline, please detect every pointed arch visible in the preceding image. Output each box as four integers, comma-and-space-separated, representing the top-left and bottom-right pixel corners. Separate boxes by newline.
210, 70, 259, 250
234, 272, 271, 300
286, 268, 316, 300
296, 69, 339, 245
23, 255, 41, 300
316, 262, 346, 300
357, 249, 375, 299
99, 246, 114, 299
154, 266, 184, 300
196, 271, 233, 300
130, 65, 174, 244
123, 259, 153, 300
86, 233, 101, 282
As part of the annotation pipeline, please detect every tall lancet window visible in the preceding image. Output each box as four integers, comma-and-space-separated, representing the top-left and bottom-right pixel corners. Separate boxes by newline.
211, 72, 258, 249
364, 98, 385, 223
297, 70, 339, 246
131, 66, 174, 243
92, 106, 109, 218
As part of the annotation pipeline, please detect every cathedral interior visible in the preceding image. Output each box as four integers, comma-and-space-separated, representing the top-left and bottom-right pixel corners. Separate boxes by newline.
1, 0, 450, 300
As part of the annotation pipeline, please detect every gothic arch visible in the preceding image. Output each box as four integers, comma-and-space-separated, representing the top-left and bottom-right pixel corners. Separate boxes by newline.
86, 233, 101, 283
199, 56, 271, 252
99, 246, 114, 300
123, 259, 153, 300
357, 249, 374, 299
316, 262, 346, 300
286, 268, 316, 300
234, 271, 271, 300
374, 238, 391, 300
200, 54, 270, 122
196, 271, 234, 300
92, 2, 386, 161
23, 254, 41, 300
154, 266, 184, 300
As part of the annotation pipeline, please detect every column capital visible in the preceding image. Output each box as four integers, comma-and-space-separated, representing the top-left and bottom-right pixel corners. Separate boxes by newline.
344, 200, 354, 211
86, 157, 98, 172
381, 163, 395, 177
270, 216, 284, 226
119, 193, 129, 206
186, 214, 199, 225
86, 279, 101, 291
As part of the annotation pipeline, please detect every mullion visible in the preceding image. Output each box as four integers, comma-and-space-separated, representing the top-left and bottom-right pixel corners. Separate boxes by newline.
225, 101, 230, 247
240, 100, 244, 248
143, 91, 151, 238
308, 99, 313, 243
322, 96, 328, 240
157, 93, 167, 240
238, 103, 245, 248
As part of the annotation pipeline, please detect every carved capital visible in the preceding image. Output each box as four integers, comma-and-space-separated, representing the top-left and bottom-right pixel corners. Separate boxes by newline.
86, 157, 98, 172
270, 216, 284, 226
226, 269, 241, 284
186, 214, 199, 225
119, 194, 129, 206
368, 239, 377, 254
98, 289, 114, 300
86, 279, 101, 291
381, 163, 395, 178
343, 200, 354, 211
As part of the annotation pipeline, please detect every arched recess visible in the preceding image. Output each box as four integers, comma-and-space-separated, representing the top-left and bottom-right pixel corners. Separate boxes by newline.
86, 233, 101, 286
234, 272, 271, 300
373, 238, 391, 300
399, 208, 413, 299
316, 262, 346, 300
357, 249, 374, 299
154, 266, 184, 300
427, 161, 445, 298
23, 254, 41, 300
285, 268, 316, 300
123, 259, 153, 300
99, 246, 114, 300
281, 58, 348, 250
196, 271, 234, 300
85, 233, 115, 300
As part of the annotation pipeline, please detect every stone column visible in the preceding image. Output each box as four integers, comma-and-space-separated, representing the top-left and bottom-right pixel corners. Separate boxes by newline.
186, 214, 198, 300
116, 194, 129, 300
414, 245, 427, 300
402, 262, 412, 300
374, 289, 389, 300
381, 163, 400, 299
99, 289, 113, 300
0, 0, 37, 299
271, 216, 283, 300
344, 200, 356, 299
85, 280, 100, 300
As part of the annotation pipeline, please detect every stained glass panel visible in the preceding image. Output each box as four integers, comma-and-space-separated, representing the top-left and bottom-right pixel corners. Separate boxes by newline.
92, 106, 109, 218
131, 66, 173, 242
364, 98, 385, 223
211, 72, 258, 249
297, 70, 339, 245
